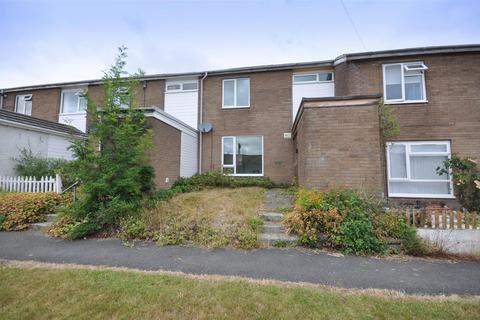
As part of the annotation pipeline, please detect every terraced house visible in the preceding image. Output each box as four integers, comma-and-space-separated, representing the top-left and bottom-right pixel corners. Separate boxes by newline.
1, 44, 479, 204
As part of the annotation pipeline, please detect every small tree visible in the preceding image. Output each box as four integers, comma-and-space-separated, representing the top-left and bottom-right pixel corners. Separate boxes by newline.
64, 46, 155, 238
437, 155, 480, 211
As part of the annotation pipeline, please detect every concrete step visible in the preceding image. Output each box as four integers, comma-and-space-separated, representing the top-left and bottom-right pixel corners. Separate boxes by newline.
259, 212, 284, 222
46, 214, 57, 223
30, 222, 50, 231
263, 222, 285, 233
260, 233, 298, 247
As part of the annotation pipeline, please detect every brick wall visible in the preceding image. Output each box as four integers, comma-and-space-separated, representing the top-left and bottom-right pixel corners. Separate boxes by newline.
201, 70, 295, 184
2, 88, 61, 122
334, 53, 480, 161
147, 117, 181, 189
294, 101, 384, 193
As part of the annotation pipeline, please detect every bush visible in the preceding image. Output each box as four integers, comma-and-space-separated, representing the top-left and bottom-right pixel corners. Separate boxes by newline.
0, 192, 70, 231
171, 170, 276, 192
285, 188, 423, 256
120, 216, 147, 240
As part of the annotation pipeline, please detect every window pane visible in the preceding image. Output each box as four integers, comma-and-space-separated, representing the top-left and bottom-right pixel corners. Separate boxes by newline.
405, 75, 423, 100
236, 79, 249, 106
384, 65, 402, 100
411, 144, 447, 153
79, 96, 87, 111
223, 138, 234, 165
389, 181, 450, 195
236, 136, 262, 174
223, 80, 235, 106
167, 84, 181, 91
24, 100, 32, 115
293, 74, 317, 82
182, 83, 198, 90
15, 96, 25, 114
410, 155, 448, 180
318, 72, 333, 81
62, 92, 78, 113
389, 144, 407, 178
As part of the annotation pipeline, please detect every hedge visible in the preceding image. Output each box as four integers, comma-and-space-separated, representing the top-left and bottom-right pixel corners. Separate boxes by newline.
0, 192, 71, 231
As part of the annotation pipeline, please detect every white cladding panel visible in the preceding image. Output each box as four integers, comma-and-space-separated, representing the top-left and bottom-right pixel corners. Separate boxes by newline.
164, 79, 199, 129
180, 131, 198, 177
292, 82, 334, 121
47, 135, 75, 160
59, 113, 87, 132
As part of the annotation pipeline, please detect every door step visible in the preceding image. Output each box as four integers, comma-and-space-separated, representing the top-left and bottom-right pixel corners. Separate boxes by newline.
260, 233, 298, 247
259, 212, 284, 222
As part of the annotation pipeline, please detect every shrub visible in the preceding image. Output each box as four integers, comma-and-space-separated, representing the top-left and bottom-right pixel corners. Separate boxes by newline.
285, 188, 424, 256
120, 216, 147, 240
437, 155, 479, 211
235, 226, 259, 249
0, 192, 70, 231
172, 170, 276, 192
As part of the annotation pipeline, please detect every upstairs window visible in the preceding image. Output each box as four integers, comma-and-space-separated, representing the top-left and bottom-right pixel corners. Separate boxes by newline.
383, 62, 427, 103
222, 78, 250, 108
222, 136, 263, 176
15, 94, 32, 115
293, 72, 333, 84
113, 87, 129, 109
387, 141, 453, 198
61, 89, 87, 114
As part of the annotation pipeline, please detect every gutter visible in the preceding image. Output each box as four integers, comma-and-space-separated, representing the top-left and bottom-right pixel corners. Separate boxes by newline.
198, 72, 208, 173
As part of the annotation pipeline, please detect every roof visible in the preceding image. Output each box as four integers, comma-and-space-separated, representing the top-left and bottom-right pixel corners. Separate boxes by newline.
1, 44, 479, 92
0, 109, 86, 137
141, 107, 198, 137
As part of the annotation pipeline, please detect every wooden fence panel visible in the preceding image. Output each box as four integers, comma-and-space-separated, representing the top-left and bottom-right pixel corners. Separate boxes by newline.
0, 175, 62, 193
399, 208, 479, 230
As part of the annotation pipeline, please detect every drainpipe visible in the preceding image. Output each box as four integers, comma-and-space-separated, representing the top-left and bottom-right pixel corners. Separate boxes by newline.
198, 72, 208, 173
0, 89, 4, 109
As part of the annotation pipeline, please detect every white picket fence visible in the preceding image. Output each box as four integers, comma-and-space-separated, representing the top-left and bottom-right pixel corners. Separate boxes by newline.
0, 174, 62, 193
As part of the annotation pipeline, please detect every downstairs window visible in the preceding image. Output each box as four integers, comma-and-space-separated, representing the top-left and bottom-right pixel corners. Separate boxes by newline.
386, 141, 454, 198
222, 136, 263, 176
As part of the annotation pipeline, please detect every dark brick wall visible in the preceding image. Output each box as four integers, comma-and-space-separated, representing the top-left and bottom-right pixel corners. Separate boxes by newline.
334, 53, 480, 161
147, 117, 181, 189
2, 88, 61, 122
294, 103, 384, 193
201, 70, 295, 184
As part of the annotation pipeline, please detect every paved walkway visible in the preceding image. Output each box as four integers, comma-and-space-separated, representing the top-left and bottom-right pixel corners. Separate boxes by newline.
1, 231, 479, 295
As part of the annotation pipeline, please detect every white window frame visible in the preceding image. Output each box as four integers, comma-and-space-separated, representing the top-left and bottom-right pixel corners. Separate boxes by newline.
165, 81, 199, 93
382, 62, 428, 104
386, 141, 454, 198
15, 94, 32, 115
60, 88, 87, 115
292, 71, 334, 84
222, 78, 250, 109
221, 135, 264, 176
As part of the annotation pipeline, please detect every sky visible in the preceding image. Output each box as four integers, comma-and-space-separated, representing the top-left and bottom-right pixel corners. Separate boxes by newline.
0, 0, 479, 88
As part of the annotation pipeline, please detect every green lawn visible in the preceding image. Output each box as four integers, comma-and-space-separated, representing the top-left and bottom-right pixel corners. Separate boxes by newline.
1, 264, 479, 320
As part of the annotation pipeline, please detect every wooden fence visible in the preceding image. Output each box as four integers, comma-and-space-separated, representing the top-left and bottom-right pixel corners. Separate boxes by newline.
0, 174, 62, 193
395, 208, 478, 230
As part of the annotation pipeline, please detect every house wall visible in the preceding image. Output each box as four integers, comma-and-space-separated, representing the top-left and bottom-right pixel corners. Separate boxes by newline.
0, 124, 75, 176
201, 70, 295, 184
294, 103, 384, 193
2, 88, 61, 122
147, 117, 181, 189
334, 53, 480, 161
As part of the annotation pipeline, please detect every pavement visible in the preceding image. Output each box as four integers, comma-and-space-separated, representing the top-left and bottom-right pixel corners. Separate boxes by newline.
1, 230, 480, 295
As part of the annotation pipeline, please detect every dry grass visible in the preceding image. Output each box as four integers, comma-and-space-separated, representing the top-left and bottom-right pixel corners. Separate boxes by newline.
1, 260, 479, 320
142, 187, 265, 248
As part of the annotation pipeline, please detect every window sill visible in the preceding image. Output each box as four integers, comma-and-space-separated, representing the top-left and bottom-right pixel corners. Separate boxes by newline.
231, 174, 264, 177
384, 100, 428, 105
60, 112, 87, 116
221, 106, 250, 110
388, 194, 456, 199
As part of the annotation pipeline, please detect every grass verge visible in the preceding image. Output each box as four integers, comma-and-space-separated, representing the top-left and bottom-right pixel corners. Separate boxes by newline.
142, 187, 265, 248
0, 261, 479, 320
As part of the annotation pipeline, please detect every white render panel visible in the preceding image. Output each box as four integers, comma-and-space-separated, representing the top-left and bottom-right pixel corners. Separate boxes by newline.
180, 131, 198, 177
164, 79, 199, 129
59, 113, 87, 132
292, 82, 334, 121
47, 135, 75, 160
